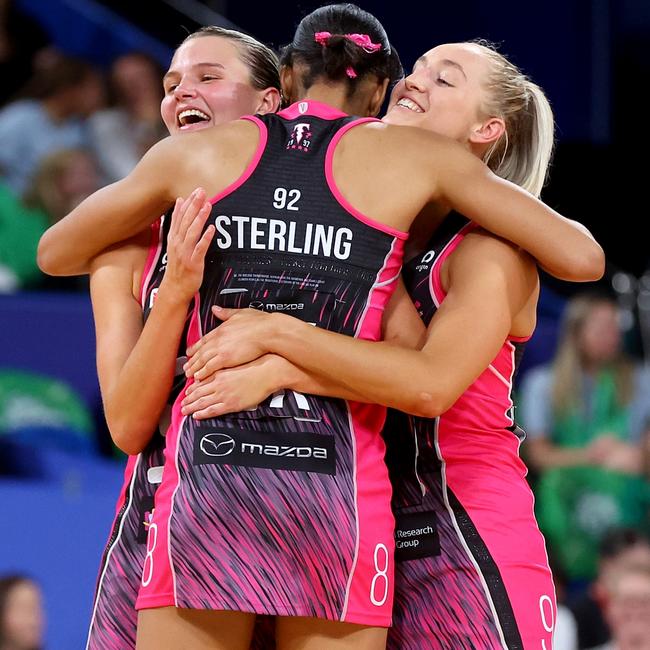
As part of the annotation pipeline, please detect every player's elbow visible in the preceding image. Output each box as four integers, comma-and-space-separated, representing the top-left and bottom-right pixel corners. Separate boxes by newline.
37, 227, 89, 276
112, 433, 147, 457
409, 390, 454, 420
36, 231, 58, 275
572, 242, 605, 282
108, 417, 149, 456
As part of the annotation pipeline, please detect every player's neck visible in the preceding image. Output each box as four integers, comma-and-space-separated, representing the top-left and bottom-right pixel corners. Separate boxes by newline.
300, 84, 369, 117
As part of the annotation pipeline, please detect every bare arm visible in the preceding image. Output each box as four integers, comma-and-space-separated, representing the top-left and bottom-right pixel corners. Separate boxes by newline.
180, 278, 425, 417
344, 125, 603, 282
91, 197, 214, 454
381, 276, 428, 347
37, 135, 194, 276
184, 233, 538, 418
426, 138, 605, 282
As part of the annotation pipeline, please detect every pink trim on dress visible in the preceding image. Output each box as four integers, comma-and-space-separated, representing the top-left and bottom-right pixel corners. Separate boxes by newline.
325, 118, 409, 240
508, 334, 531, 343
429, 222, 533, 345
208, 116, 268, 206
139, 218, 163, 307
136, 297, 203, 611
429, 222, 477, 306
339, 238, 403, 625
338, 402, 394, 627
278, 100, 349, 121
355, 238, 405, 342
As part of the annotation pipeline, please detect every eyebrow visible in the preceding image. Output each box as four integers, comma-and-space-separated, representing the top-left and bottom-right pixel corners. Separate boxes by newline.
441, 59, 467, 79
163, 62, 225, 83
414, 56, 467, 80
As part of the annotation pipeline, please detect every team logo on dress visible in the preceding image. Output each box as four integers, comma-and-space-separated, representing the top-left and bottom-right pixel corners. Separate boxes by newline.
286, 122, 312, 151
200, 433, 236, 457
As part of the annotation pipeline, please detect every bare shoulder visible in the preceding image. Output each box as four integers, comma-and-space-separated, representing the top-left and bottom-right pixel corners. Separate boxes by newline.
355, 122, 468, 157
446, 228, 539, 336
455, 228, 537, 275
343, 122, 482, 194
167, 119, 264, 198
445, 228, 538, 300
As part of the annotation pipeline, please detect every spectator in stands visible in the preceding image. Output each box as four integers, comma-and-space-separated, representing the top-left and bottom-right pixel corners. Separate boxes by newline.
590, 562, 650, 650
0, 574, 44, 650
89, 51, 167, 183
571, 528, 650, 648
24, 148, 102, 225
0, 147, 100, 291
0, 53, 104, 195
519, 292, 650, 583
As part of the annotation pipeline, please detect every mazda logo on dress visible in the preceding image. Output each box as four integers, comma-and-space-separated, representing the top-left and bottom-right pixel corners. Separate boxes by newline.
200, 433, 236, 457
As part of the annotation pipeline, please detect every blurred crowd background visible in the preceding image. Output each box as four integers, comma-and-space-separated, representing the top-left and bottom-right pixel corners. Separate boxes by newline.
1, 0, 649, 648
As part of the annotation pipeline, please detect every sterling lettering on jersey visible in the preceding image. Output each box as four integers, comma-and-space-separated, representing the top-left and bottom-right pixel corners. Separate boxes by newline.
193, 427, 336, 475
213, 214, 353, 260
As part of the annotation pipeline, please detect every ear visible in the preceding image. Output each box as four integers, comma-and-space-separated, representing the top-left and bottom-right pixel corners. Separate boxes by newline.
255, 87, 281, 115
280, 65, 296, 105
367, 77, 390, 117
469, 116, 506, 146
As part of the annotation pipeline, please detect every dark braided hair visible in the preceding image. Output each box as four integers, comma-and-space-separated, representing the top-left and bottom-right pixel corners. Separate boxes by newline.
280, 4, 402, 97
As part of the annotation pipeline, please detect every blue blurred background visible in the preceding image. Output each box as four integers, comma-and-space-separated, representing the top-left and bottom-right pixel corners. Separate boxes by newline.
1, 1, 648, 648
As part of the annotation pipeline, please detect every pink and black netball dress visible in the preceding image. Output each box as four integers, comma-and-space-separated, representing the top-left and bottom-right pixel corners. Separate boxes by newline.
137, 101, 406, 627
385, 213, 556, 649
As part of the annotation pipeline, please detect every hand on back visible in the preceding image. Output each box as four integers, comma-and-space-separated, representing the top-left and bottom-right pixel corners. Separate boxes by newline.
160, 187, 215, 302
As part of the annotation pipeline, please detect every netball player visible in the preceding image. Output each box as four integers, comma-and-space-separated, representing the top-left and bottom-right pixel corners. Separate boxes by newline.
181, 42, 573, 649
84, 27, 280, 650
37, 4, 603, 649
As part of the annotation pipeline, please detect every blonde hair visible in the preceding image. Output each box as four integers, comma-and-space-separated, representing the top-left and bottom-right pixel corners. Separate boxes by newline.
469, 40, 555, 198
551, 293, 634, 414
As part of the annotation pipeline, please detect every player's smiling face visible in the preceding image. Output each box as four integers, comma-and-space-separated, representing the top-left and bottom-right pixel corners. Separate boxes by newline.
383, 43, 490, 143
160, 36, 265, 134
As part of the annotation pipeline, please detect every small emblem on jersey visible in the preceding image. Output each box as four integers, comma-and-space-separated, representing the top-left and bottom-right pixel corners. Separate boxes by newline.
298, 101, 308, 114
415, 249, 436, 272
138, 497, 155, 544
200, 433, 236, 457
286, 122, 312, 151
194, 427, 336, 474
394, 510, 440, 562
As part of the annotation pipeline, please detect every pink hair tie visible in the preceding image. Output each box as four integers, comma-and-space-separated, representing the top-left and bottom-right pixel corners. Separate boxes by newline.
314, 31, 382, 54
344, 33, 382, 53
314, 31, 332, 46
345, 67, 357, 79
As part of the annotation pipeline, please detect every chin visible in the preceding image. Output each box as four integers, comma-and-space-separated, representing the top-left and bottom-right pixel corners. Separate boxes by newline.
383, 114, 412, 127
